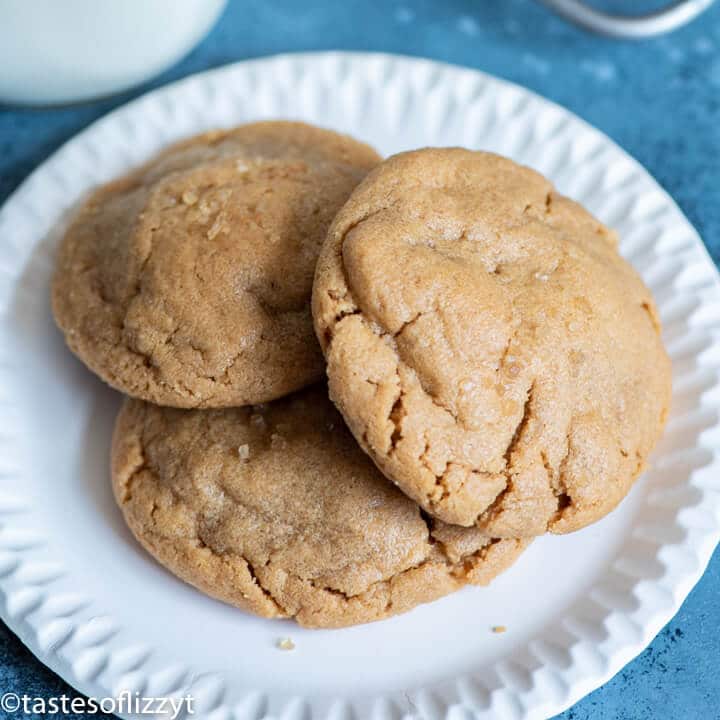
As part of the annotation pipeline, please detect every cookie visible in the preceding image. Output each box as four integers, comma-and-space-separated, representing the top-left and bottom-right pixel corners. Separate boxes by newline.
313, 148, 671, 537
111, 386, 528, 628
52, 122, 380, 407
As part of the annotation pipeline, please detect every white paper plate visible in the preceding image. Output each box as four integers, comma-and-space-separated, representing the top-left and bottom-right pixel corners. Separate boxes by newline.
0, 52, 719, 720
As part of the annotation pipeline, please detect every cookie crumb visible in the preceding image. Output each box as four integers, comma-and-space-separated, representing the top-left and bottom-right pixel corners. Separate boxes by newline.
181, 190, 198, 205
506, 362, 521, 378
237, 444, 250, 461
277, 637, 295, 651
207, 215, 226, 240
491, 625, 507, 634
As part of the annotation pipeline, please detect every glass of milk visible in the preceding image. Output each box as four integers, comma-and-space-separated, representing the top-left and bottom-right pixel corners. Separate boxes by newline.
0, 0, 228, 106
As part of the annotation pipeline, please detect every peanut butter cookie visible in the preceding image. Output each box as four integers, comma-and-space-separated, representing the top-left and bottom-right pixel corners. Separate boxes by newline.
111, 386, 528, 628
313, 149, 671, 537
53, 122, 380, 407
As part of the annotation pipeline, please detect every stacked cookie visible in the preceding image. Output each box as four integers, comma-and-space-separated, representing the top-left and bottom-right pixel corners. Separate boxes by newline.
52, 122, 671, 628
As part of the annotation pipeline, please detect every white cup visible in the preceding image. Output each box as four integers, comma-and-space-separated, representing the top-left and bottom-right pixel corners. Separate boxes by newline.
0, 0, 228, 106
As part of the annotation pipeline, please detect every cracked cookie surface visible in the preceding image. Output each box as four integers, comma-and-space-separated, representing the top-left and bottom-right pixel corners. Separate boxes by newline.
111, 386, 528, 628
312, 148, 671, 536
52, 122, 380, 407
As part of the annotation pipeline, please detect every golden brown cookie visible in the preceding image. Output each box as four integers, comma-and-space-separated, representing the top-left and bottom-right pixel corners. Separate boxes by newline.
313, 148, 671, 537
52, 122, 380, 407
111, 386, 528, 628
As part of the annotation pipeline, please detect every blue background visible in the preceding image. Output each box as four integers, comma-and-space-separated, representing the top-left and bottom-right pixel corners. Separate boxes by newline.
1, 1, 718, 717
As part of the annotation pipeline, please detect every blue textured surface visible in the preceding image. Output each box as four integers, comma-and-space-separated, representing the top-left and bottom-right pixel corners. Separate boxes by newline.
0, 1, 718, 718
